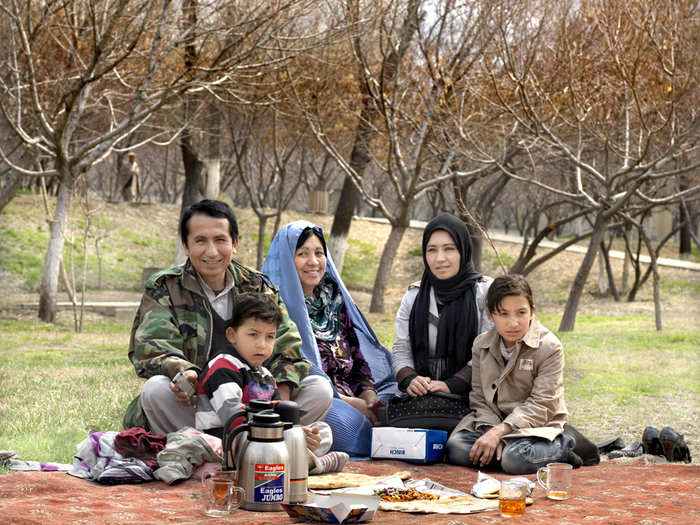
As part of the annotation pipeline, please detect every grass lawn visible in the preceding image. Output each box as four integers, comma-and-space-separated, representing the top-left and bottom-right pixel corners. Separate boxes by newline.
1, 194, 699, 471
1, 312, 698, 471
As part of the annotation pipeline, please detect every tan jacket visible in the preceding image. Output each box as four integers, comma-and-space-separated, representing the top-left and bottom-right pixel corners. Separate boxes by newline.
453, 317, 568, 441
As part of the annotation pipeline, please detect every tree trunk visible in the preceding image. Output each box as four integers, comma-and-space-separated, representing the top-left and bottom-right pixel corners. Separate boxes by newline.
600, 241, 620, 301
328, 0, 420, 271
0, 172, 23, 213
369, 220, 408, 313
470, 231, 484, 273
558, 215, 607, 332
256, 214, 268, 271
597, 252, 608, 296
175, 129, 206, 264
679, 197, 691, 260
38, 171, 74, 322
328, 176, 361, 273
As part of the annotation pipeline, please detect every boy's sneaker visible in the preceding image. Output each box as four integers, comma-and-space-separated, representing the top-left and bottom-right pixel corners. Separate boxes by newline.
310, 451, 350, 475
0, 451, 17, 467
608, 441, 643, 459
642, 427, 664, 456
597, 436, 625, 454
659, 427, 692, 463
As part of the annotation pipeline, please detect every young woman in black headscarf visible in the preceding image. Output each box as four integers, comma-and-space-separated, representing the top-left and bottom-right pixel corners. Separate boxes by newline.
391, 213, 493, 398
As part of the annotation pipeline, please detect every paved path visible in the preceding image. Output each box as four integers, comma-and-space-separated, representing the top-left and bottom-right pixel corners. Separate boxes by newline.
362, 217, 700, 272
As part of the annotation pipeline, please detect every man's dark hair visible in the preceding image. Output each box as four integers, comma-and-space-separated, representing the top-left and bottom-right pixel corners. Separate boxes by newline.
487, 274, 535, 314
229, 292, 283, 330
295, 226, 327, 254
180, 199, 238, 247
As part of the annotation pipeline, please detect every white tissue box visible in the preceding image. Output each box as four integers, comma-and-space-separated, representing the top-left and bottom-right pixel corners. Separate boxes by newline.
370, 427, 447, 463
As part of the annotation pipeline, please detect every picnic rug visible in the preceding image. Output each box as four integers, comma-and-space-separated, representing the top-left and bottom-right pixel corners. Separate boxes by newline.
1, 459, 697, 524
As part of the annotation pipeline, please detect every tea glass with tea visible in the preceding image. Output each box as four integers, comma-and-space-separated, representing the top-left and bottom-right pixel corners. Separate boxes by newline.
499, 478, 529, 517
536, 462, 572, 500
202, 470, 245, 517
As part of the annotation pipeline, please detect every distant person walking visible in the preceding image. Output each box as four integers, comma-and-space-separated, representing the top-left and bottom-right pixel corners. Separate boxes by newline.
122, 152, 141, 202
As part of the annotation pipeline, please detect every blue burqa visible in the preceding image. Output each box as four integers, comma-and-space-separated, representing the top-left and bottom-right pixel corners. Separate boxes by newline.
262, 221, 398, 456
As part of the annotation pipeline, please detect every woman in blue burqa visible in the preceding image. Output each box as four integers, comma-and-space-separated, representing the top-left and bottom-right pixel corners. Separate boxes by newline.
262, 221, 398, 456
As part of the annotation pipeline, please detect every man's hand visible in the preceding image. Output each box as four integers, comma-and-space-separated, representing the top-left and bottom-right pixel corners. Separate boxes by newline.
277, 382, 292, 401
169, 369, 198, 406
406, 375, 432, 397
469, 423, 511, 467
302, 426, 322, 451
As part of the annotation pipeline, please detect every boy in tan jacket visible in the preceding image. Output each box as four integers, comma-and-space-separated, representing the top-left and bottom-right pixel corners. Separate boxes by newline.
446, 274, 582, 474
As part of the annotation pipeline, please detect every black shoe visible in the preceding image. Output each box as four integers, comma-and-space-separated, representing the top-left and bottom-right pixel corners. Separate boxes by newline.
565, 450, 584, 469
608, 441, 643, 459
597, 436, 625, 454
642, 426, 664, 456
659, 427, 692, 463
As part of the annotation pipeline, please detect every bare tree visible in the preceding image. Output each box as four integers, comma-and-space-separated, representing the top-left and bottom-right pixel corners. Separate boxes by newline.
0, 0, 311, 321
294, 0, 501, 312
477, 0, 700, 330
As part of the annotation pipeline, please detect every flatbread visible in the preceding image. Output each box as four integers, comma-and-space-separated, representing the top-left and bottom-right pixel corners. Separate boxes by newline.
378, 495, 534, 514
379, 494, 498, 514
308, 470, 412, 489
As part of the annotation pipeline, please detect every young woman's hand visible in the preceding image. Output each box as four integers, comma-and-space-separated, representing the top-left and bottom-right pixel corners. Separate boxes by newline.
427, 380, 450, 394
469, 423, 511, 466
406, 375, 432, 397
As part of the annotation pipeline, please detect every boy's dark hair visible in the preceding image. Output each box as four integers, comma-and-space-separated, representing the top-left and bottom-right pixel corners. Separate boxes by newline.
229, 292, 283, 330
487, 274, 534, 313
295, 226, 327, 255
180, 199, 238, 247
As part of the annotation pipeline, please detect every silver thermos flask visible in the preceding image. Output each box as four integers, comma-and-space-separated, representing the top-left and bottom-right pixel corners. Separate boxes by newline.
275, 401, 308, 503
223, 411, 291, 511
232, 399, 275, 468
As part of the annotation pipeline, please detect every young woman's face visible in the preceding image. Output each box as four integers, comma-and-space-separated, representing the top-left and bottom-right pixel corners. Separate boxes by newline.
425, 229, 461, 280
294, 234, 327, 295
487, 294, 534, 347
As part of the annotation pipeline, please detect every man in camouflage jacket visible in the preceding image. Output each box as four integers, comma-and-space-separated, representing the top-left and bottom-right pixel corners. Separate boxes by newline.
124, 200, 332, 434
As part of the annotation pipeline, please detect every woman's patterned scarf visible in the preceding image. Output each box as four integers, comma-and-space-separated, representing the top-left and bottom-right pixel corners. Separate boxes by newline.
305, 273, 344, 342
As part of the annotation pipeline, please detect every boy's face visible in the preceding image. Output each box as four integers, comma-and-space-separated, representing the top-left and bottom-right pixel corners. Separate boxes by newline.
226, 318, 277, 368
487, 294, 533, 347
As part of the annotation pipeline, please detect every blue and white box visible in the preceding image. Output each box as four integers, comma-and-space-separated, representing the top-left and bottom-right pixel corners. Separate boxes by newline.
370, 428, 448, 463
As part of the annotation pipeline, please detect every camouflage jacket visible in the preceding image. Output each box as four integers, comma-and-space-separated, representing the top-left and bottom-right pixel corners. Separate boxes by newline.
128, 259, 310, 391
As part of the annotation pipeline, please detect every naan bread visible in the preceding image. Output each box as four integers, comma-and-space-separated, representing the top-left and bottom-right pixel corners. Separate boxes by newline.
378, 494, 498, 514
378, 495, 534, 514
308, 470, 412, 489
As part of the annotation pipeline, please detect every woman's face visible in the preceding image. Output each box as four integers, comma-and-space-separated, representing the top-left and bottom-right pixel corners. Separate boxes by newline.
294, 233, 327, 295
425, 229, 461, 280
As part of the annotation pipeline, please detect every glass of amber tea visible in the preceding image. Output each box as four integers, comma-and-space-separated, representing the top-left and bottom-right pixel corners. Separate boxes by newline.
202, 470, 244, 517
537, 462, 572, 500
499, 479, 529, 517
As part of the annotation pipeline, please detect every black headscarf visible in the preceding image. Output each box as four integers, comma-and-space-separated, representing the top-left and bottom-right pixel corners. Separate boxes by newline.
408, 213, 481, 380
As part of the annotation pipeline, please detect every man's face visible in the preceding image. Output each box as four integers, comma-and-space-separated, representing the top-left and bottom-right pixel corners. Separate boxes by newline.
183, 213, 237, 290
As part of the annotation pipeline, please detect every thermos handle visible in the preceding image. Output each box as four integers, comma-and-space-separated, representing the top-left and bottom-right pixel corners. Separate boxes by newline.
222, 409, 250, 471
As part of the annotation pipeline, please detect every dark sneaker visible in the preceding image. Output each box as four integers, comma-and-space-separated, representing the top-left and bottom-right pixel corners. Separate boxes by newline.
608, 441, 643, 459
642, 426, 664, 456
597, 436, 625, 454
659, 427, 692, 463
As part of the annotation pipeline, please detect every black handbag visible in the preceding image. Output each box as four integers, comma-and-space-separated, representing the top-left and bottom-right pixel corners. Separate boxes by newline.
381, 392, 470, 433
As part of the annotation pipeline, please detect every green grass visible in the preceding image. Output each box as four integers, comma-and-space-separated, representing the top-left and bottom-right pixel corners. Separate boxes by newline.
0, 198, 177, 291
2, 313, 698, 466
533, 313, 700, 426
0, 318, 141, 465
341, 238, 378, 290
